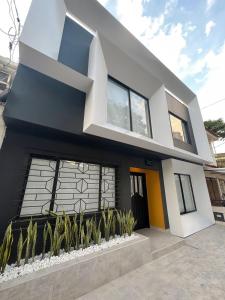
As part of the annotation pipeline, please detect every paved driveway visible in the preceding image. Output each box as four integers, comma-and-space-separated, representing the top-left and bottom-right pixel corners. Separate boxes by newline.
78, 225, 225, 300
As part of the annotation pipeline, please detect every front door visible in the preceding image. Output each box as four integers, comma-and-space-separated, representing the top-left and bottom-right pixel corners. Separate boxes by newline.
130, 172, 149, 229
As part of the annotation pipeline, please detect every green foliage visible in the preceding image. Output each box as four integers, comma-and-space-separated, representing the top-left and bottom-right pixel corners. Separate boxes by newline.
31, 223, 37, 262
17, 229, 26, 267
92, 217, 101, 245
125, 210, 137, 236
204, 118, 225, 139
111, 215, 116, 238
71, 214, 79, 250
80, 225, 85, 249
64, 213, 72, 253
116, 210, 126, 236
42, 223, 48, 259
0, 209, 137, 274
50, 215, 65, 257
102, 208, 113, 241
0, 222, 13, 273
25, 219, 37, 264
84, 218, 93, 248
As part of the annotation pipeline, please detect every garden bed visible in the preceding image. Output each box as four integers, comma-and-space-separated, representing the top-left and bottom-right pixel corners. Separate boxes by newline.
0, 234, 137, 283
0, 233, 151, 300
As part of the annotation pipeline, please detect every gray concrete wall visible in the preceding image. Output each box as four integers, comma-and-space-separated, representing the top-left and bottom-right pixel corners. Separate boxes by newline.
0, 235, 152, 300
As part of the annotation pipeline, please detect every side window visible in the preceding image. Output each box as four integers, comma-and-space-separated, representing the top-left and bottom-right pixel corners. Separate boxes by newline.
174, 174, 196, 214
170, 113, 190, 143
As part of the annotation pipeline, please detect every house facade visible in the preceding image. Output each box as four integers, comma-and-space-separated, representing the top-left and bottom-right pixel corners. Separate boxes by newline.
0, 0, 215, 239
205, 130, 225, 223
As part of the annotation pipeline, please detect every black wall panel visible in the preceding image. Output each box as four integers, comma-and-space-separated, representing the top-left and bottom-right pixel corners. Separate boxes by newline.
58, 16, 93, 75
4, 64, 86, 135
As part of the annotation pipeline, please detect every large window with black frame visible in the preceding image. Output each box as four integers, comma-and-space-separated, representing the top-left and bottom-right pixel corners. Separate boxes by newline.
169, 113, 190, 143
107, 77, 152, 138
174, 174, 196, 214
19, 157, 116, 217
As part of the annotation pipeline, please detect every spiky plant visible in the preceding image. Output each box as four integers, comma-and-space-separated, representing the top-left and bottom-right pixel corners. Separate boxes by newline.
0, 222, 13, 274
116, 210, 126, 237
17, 228, 26, 267
84, 218, 93, 248
51, 215, 65, 256
92, 217, 101, 245
80, 225, 85, 249
64, 213, 72, 253
125, 210, 137, 236
42, 223, 48, 259
111, 214, 116, 238
25, 219, 37, 264
31, 222, 37, 262
72, 214, 79, 250
102, 208, 113, 241
47, 222, 53, 257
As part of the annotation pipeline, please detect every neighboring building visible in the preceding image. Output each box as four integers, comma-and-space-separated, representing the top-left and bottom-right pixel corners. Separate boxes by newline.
216, 153, 225, 168
205, 130, 225, 223
0, 56, 17, 148
0, 0, 215, 239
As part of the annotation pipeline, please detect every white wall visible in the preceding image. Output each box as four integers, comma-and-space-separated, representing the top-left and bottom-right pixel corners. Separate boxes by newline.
162, 159, 215, 237
150, 86, 173, 148
20, 0, 66, 60
84, 35, 108, 130
189, 97, 213, 163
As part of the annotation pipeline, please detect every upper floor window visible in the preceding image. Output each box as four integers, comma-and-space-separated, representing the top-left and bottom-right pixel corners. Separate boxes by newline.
169, 113, 189, 143
107, 78, 152, 137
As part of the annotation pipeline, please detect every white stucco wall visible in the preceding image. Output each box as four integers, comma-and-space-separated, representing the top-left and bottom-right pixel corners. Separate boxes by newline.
162, 159, 215, 237
20, 0, 66, 60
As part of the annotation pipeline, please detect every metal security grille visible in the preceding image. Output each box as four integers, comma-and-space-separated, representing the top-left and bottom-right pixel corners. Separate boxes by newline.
20, 157, 116, 217
54, 160, 100, 214
101, 167, 116, 209
20, 158, 56, 217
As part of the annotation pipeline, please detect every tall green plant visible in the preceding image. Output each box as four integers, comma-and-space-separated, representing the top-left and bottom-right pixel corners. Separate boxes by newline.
17, 228, 26, 267
25, 219, 37, 264
48, 215, 65, 257
31, 223, 37, 262
80, 225, 85, 249
111, 215, 116, 238
116, 210, 126, 237
125, 210, 136, 236
84, 218, 93, 248
0, 222, 13, 273
92, 217, 101, 245
78, 212, 84, 249
42, 223, 48, 259
72, 214, 79, 250
102, 208, 113, 241
64, 213, 72, 253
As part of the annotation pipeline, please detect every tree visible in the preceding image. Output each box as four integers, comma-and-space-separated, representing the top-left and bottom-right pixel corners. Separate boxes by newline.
204, 118, 225, 139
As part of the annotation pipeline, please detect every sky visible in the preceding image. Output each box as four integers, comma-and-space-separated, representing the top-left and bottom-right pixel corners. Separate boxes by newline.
0, 0, 225, 152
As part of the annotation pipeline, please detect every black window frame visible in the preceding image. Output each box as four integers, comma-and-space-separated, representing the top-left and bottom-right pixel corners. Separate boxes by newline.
174, 173, 197, 215
107, 76, 153, 138
18, 154, 118, 220
169, 112, 191, 144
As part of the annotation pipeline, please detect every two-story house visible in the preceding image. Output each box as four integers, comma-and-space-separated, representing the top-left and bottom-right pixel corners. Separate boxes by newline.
0, 0, 215, 239
205, 130, 225, 223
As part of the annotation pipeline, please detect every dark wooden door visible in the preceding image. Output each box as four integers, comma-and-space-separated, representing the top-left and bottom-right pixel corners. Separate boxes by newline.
130, 172, 149, 229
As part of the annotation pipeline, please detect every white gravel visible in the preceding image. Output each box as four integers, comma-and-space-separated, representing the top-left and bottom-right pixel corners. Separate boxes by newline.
0, 234, 137, 284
